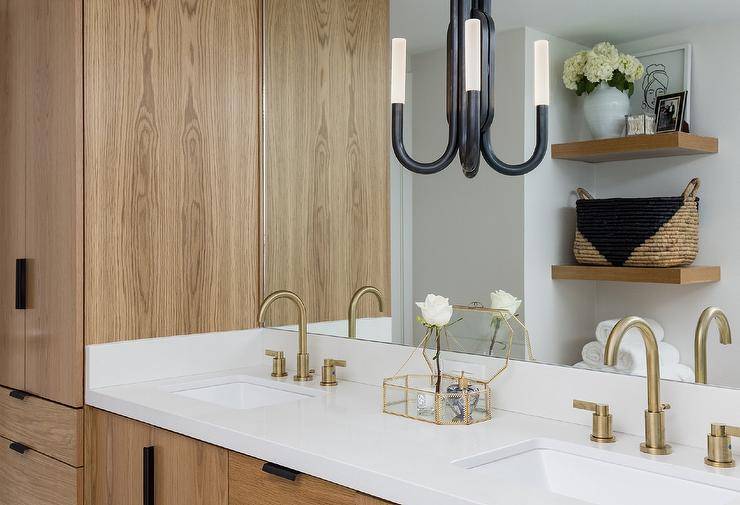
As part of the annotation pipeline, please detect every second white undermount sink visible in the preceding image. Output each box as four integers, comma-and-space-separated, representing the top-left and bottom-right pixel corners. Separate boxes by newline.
167, 375, 323, 410
453, 438, 740, 505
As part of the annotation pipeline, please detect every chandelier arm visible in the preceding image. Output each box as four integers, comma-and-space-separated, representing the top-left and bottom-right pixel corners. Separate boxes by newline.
391, 108, 459, 176
481, 105, 549, 177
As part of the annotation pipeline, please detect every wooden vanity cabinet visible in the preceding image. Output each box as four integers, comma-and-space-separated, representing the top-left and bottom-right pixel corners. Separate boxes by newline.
85, 407, 228, 505
86, 408, 392, 505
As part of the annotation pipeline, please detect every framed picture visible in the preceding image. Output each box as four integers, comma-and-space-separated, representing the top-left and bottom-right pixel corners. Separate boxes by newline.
629, 44, 692, 124
655, 91, 687, 133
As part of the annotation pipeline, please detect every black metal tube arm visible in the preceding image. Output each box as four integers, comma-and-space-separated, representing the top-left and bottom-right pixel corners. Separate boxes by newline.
481, 105, 548, 176
392, 103, 458, 174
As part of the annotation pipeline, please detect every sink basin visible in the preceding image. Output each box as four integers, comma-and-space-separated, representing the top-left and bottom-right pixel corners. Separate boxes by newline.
167, 375, 323, 410
453, 439, 740, 505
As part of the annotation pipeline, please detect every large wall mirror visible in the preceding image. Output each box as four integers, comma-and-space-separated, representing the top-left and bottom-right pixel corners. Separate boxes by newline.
263, 0, 740, 390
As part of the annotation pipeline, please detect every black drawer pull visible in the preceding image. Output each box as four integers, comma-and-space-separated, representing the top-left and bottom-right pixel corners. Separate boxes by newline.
262, 462, 301, 481
143, 446, 155, 505
15, 259, 27, 310
9, 389, 29, 400
9, 442, 29, 454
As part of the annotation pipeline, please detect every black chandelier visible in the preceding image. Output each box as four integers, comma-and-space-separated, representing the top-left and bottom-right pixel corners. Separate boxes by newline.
391, 0, 550, 178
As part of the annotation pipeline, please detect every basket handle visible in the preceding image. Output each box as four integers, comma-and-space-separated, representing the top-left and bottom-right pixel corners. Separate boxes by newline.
681, 178, 701, 199
576, 188, 594, 200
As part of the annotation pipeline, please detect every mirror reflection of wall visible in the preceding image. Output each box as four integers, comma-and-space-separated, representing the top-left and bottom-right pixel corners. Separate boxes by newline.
263, 0, 740, 390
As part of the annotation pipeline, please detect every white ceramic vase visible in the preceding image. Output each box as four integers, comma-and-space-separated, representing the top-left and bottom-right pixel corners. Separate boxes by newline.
583, 83, 630, 139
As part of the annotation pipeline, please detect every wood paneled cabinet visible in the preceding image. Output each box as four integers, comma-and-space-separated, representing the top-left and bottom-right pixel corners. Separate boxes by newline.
86, 408, 393, 505
0, 0, 83, 408
85, 408, 229, 505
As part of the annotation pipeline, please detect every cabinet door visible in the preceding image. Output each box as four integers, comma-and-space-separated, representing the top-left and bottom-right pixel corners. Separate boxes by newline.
0, 0, 27, 392
24, 0, 84, 407
85, 408, 228, 505
85, 407, 153, 505
152, 427, 229, 505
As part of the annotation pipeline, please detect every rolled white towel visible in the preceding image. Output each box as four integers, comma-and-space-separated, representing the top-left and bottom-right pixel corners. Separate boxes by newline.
595, 318, 664, 346
630, 363, 696, 383
573, 361, 696, 383
581, 340, 679, 372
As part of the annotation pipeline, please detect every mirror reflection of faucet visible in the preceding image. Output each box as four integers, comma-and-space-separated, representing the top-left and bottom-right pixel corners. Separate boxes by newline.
695, 307, 732, 385
348, 286, 384, 339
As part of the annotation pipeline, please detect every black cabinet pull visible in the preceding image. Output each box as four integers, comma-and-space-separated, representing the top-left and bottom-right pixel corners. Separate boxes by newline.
15, 259, 27, 310
9, 389, 29, 400
143, 446, 155, 505
9, 442, 29, 454
262, 462, 301, 482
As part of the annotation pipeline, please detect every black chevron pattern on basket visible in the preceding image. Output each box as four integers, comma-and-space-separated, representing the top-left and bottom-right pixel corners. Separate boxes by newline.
576, 197, 684, 267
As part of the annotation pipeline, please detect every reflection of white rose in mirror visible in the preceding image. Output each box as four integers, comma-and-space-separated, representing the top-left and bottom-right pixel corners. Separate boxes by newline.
416, 294, 453, 327
490, 290, 522, 320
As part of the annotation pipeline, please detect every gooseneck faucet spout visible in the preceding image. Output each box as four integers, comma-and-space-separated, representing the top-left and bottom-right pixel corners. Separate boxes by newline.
694, 307, 732, 385
348, 286, 384, 339
258, 290, 312, 381
604, 316, 672, 455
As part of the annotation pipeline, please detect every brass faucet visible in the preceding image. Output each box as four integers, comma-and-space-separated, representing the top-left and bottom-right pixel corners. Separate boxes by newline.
705, 423, 740, 468
694, 307, 732, 385
604, 316, 672, 455
258, 290, 313, 381
348, 286, 384, 339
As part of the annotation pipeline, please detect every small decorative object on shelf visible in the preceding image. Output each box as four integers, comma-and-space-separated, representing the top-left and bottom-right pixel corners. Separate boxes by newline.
563, 42, 645, 139
655, 91, 688, 133
625, 113, 656, 136
382, 298, 530, 425
573, 178, 700, 268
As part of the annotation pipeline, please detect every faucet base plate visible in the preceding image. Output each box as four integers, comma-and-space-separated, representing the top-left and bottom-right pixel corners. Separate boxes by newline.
705, 457, 736, 468
640, 443, 672, 455
590, 435, 616, 444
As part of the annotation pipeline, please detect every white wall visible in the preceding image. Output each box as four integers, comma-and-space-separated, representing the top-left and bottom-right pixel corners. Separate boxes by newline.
522, 28, 596, 365
583, 22, 740, 386
408, 31, 526, 351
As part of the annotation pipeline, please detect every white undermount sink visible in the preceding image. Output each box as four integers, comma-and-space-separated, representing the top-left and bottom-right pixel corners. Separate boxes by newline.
453, 438, 740, 505
166, 375, 323, 410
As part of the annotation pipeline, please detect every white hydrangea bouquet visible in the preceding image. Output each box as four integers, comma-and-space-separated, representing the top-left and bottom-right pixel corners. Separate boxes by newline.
563, 42, 644, 97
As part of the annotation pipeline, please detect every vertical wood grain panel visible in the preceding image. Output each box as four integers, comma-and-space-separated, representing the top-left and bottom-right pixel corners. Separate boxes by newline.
264, 0, 390, 324
0, 0, 27, 391
84, 0, 261, 343
151, 426, 229, 505
84, 407, 153, 505
24, 0, 84, 407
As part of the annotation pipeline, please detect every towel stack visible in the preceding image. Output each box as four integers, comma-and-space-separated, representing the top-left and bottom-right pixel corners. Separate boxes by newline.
574, 318, 695, 382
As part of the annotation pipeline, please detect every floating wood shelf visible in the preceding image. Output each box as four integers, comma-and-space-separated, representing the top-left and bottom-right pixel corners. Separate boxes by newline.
551, 265, 721, 285
551, 132, 718, 163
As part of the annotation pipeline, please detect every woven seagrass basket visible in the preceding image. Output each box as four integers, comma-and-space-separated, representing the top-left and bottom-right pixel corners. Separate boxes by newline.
574, 178, 700, 268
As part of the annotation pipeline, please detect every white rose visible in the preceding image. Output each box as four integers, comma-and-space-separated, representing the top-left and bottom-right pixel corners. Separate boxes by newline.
490, 290, 522, 320
416, 294, 453, 327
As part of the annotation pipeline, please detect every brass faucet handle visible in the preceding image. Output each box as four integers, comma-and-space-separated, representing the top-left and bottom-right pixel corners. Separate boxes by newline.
573, 399, 615, 443
705, 423, 739, 468
320, 359, 347, 386
265, 349, 287, 378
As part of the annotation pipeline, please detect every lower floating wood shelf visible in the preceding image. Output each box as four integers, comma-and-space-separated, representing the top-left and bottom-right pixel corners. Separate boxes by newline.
551, 265, 721, 285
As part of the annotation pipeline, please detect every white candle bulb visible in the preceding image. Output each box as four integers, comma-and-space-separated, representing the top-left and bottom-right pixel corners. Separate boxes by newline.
534, 40, 550, 106
391, 38, 407, 104
464, 19, 481, 91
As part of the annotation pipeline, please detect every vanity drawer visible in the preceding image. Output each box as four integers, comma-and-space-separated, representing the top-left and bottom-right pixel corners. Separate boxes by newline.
0, 385, 83, 467
0, 435, 83, 505
229, 452, 393, 504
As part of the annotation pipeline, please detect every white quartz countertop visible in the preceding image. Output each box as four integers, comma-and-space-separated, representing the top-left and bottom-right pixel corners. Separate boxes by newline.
86, 363, 740, 505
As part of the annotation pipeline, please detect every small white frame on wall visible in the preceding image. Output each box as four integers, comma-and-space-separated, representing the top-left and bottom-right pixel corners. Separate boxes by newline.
630, 44, 692, 125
